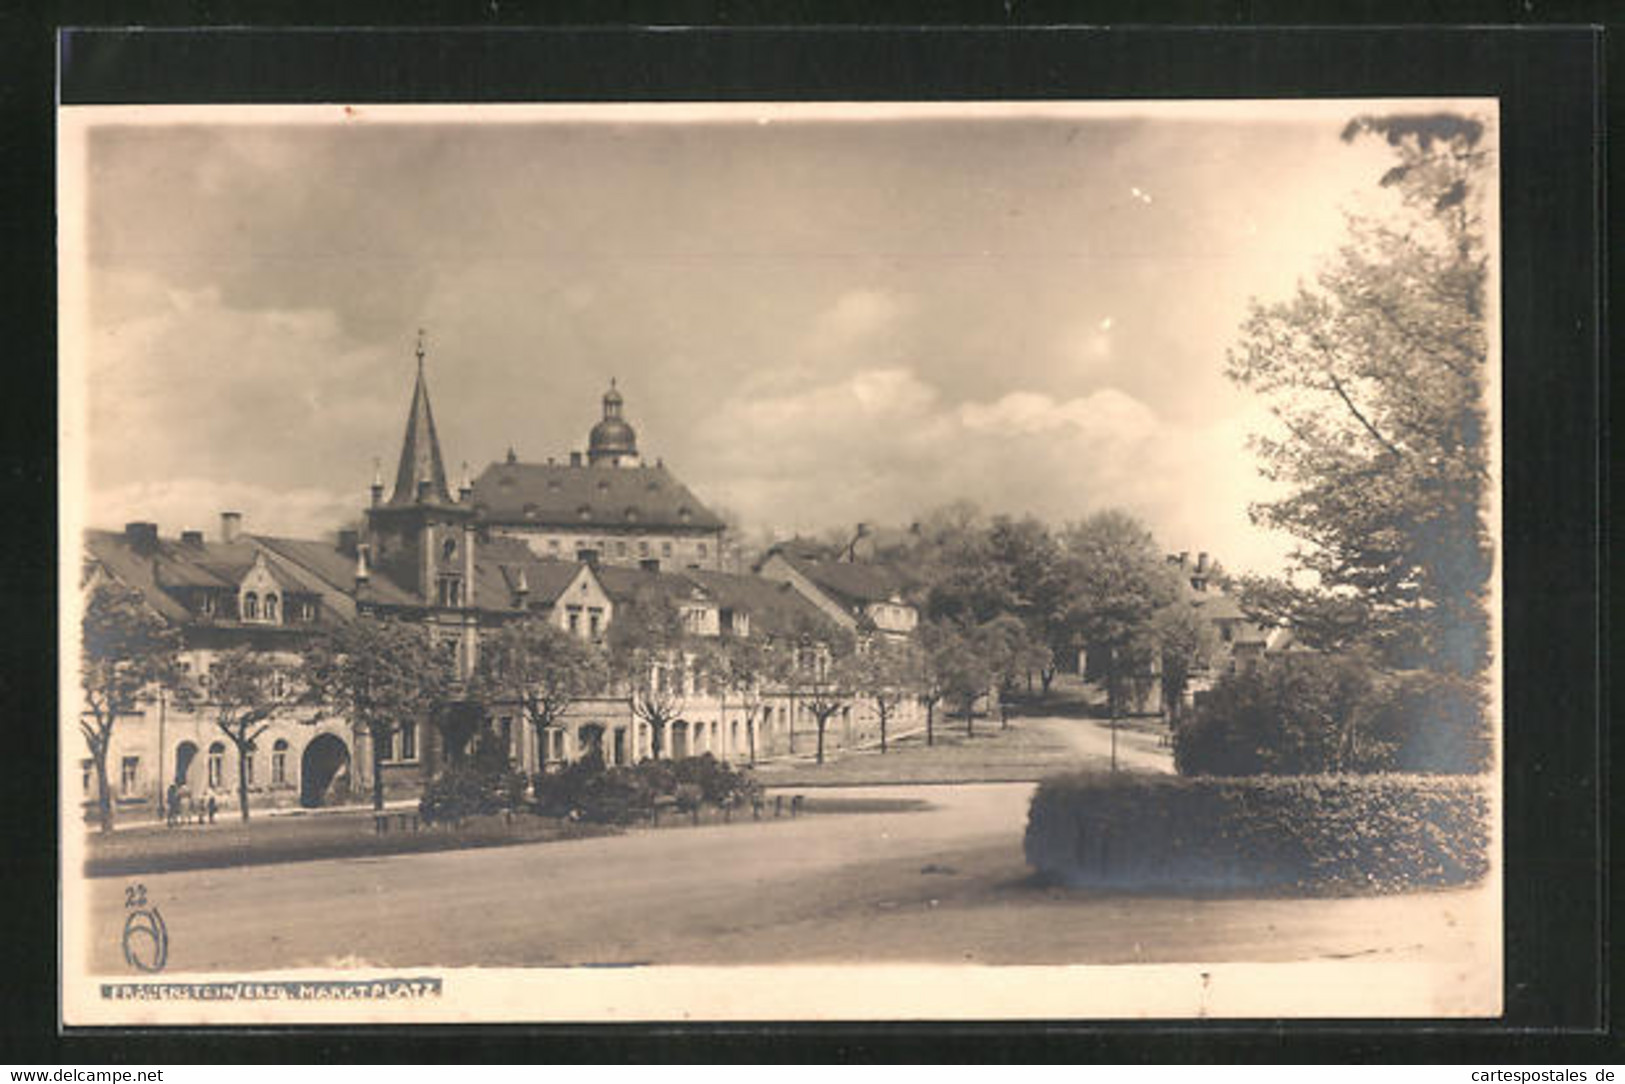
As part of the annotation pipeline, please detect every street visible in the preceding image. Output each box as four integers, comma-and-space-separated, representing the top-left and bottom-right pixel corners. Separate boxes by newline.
81, 719, 1496, 976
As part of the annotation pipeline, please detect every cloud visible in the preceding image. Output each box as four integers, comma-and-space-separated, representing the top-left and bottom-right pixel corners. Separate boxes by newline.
688, 367, 1295, 573
81, 268, 404, 504
84, 477, 359, 541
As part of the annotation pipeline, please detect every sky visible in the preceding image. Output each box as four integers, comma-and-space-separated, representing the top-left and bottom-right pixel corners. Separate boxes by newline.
62, 101, 1476, 574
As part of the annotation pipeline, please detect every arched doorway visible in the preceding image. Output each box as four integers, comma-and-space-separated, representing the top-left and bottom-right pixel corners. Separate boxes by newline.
173, 741, 198, 788
300, 733, 351, 808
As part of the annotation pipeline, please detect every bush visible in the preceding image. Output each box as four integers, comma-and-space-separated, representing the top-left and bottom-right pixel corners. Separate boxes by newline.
1358, 670, 1492, 774
531, 753, 761, 825
1176, 656, 1491, 776
1024, 770, 1490, 894
419, 729, 528, 825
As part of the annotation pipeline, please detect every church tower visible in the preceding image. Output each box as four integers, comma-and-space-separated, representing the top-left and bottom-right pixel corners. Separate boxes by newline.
364, 331, 477, 612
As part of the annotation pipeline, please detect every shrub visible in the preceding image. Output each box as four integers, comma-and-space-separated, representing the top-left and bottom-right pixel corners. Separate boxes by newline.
1357, 670, 1492, 774
1024, 770, 1490, 894
1175, 654, 1373, 775
531, 753, 761, 824
1176, 655, 1491, 776
419, 728, 527, 825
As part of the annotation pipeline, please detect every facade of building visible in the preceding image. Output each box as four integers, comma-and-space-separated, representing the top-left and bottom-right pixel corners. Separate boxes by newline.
468, 381, 726, 572
77, 348, 924, 824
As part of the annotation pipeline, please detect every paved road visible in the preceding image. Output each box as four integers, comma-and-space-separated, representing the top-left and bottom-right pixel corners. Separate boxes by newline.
83, 779, 1492, 977
1035, 715, 1175, 774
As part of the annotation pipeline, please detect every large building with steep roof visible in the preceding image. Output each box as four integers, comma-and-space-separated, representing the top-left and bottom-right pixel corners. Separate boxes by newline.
467, 381, 726, 572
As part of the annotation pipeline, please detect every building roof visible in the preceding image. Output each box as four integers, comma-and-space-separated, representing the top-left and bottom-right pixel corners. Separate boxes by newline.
768, 551, 909, 609
86, 529, 342, 630
469, 460, 726, 532
680, 568, 836, 639
253, 535, 416, 613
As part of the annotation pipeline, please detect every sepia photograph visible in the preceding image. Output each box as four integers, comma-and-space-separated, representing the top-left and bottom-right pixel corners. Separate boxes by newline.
59, 98, 1502, 1024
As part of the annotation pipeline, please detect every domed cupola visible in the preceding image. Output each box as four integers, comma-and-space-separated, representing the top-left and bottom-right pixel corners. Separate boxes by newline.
587, 378, 640, 466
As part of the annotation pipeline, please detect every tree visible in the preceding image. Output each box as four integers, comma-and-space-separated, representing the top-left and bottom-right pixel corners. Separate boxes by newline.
1058, 510, 1178, 769
1151, 598, 1219, 729
712, 635, 786, 765
79, 581, 186, 832
985, 515, 1069, 694
927, 622, 994, 738
1059, 511, 1179, 716
1226, 112, 1493, 678
847, 638, 917, 754
784, 615, 855, 765
913, 620, 950, 747
607, 589, 689, 759
473, 618, 608, 776
302, 617, 455, 812
205, 648, 306, 821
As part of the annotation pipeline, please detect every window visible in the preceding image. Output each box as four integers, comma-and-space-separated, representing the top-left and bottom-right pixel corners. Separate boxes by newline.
243, 751, 255, 786
399, 722, 417, 762
548, 538, 561, 552
242, 591, 258, 620
588, 608, 602, 639
567, 607, 581, 635
638, 540, 650, 556
264, 593, 279, 622
272, 739, 288, 784
437, 577, 463, 607
662, 541, 673, 558
298, 599, 316, 622
499, 716, 512, 753
698, 543, 708, 557
121, 756, 139, 795
615, 540, 628, 556
207, 743, 225, 788
200, 593, 215, 617
80, 759, 92, 796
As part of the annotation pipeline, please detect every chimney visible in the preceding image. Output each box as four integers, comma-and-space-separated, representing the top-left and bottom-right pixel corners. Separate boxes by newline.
219, 512, 242, 544
569, 451, 582, 467
337, 529, 359, 556
1179, 550, 1190, 566
354, 544, 371, 591
369, 458, 384, 508
124, 522, 159, 552
1196, 552, 1209, 573
458, 461, 473, 502
180, 529, 205, 547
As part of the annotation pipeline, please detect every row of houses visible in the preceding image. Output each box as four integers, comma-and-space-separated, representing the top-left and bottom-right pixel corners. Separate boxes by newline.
77, 358, 929, 821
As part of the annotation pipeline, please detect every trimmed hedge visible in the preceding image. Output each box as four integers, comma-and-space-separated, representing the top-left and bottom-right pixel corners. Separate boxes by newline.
1025, 770, 1490, 894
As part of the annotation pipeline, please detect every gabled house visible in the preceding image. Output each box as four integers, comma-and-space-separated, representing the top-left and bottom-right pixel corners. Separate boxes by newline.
756, 549, 919, 641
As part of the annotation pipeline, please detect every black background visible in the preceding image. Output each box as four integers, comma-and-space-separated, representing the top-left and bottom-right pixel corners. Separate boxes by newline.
2, 3, 1613, 1064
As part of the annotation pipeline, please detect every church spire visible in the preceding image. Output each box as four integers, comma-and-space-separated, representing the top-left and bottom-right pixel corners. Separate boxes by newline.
388, 329, 453, 506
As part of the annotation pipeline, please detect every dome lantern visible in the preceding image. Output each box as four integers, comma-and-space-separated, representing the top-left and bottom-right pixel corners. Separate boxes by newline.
587, 378, 639, 466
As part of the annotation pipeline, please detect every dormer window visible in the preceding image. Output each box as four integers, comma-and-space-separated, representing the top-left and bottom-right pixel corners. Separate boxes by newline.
242, 591, 259, 620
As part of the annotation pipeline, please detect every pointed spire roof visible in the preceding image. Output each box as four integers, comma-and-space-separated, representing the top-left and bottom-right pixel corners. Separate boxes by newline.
388, 330, 453, 506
